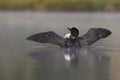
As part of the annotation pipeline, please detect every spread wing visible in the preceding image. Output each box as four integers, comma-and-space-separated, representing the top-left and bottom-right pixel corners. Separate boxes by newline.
26, 31, 65, 47
80, 28, 112, 46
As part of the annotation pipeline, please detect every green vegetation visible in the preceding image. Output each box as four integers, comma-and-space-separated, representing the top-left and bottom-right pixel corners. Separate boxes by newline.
0, 0, 120, 11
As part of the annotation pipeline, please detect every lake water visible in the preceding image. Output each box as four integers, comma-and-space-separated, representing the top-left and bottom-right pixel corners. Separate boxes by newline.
0, 12, 120, 80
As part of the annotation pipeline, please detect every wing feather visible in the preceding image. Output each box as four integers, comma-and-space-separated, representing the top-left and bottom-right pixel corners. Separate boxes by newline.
81, 28, 112, 46
26, 31, 65, 47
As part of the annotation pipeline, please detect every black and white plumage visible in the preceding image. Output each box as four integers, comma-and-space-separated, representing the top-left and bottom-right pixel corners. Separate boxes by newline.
26, 27, 112, 47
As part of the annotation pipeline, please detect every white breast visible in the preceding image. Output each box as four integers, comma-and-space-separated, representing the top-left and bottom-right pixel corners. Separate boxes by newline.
64, 33, 71, 39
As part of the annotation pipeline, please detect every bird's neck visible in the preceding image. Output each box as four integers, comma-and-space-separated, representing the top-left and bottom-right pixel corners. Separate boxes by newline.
64, 33, 77, 40
70, 35, 76, 39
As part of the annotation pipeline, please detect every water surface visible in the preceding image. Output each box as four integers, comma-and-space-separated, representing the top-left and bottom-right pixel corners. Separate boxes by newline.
0, 12, 120, 80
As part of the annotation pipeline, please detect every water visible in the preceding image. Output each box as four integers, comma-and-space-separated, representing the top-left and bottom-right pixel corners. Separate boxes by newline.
0, 12, 120, 80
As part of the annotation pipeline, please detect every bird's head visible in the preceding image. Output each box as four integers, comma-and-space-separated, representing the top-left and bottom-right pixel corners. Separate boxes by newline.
67, 27, 79, 39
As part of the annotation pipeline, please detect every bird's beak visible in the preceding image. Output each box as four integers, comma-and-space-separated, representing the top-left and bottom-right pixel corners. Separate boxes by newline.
67, 28, 71, 31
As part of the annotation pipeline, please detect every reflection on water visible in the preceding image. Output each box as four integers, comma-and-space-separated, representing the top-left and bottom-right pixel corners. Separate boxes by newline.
29, 47, 109, 80
0, 12, 120, 80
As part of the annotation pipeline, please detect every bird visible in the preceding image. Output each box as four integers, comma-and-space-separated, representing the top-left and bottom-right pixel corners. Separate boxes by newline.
26, 27, 112, 47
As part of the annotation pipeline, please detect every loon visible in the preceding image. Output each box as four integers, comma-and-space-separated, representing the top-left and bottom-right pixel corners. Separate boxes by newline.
26, 27, 112, 47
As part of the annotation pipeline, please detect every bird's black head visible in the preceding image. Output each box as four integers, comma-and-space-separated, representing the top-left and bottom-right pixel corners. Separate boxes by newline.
67, 27, 79, 38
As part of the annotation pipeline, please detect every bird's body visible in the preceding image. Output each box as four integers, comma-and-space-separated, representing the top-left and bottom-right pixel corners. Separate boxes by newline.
26, 27, 112, 47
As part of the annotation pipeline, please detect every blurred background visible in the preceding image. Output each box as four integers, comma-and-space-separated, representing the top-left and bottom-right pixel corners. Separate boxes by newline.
0, 0, 120, 80
0, 0, 120, 11
0, 0, 120, 12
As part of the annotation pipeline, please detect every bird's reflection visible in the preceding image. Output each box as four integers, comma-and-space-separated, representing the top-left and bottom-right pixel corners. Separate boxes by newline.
29, 47, 110, 80
64, 48, 79, 65
29, 47, 109, 67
